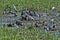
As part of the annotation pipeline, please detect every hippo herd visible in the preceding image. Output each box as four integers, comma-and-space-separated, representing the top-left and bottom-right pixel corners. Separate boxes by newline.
1, 5, 60, 32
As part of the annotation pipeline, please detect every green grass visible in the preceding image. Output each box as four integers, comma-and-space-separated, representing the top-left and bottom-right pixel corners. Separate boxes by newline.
0, 0, 60, 12
0, 0, 60, 16
0, 0, 60, 40
0, 26, 60, 40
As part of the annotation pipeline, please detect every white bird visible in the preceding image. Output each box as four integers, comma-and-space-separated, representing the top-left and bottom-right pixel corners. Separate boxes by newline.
51, 19, 54, 22
51, 7, 55, 10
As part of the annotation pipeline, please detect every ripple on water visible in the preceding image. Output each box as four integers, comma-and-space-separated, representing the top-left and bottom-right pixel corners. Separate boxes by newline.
54, 32, 60, 35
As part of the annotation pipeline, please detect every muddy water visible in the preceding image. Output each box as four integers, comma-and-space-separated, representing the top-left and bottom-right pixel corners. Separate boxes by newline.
0, 12, 60, 35
0, 17, 17, 25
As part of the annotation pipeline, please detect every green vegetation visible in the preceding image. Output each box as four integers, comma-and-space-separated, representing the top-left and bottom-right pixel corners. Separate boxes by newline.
0, 26, 59, 40
0, 0, 60, 12
0, 0, 60, 40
